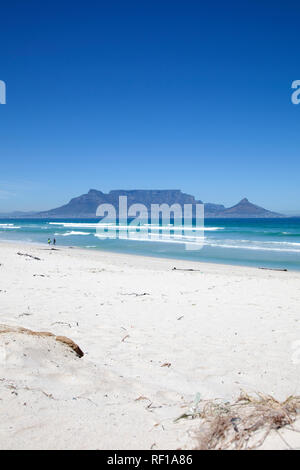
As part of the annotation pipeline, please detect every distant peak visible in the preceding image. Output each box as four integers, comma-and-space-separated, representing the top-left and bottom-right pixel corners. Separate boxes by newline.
239, 198, 250, 204
88, 189, 101, 194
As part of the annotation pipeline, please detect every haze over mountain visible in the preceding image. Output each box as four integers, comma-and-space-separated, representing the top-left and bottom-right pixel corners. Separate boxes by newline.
29, 189, 284, 219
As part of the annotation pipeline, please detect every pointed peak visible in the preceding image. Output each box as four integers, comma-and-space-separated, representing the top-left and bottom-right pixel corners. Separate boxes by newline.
239, 198, 250, 204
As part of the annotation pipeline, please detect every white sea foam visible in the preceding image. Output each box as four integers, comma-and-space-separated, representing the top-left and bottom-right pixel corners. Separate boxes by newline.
61, 231, 92, 236
92, 231, 300, 252
216, 238, 300, 248
0, 224, 21, 229
94, 232, 205, 245
206, 241, 300, 253
49, 222, 104, 228
138, 226, 220, 231
49, 222, 223, 232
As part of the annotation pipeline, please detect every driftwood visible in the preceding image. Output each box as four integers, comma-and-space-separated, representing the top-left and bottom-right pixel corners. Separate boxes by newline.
121, 292, 150, 297
172, 267, 201, 272
17, 252, 41, 261
173, 266, 288, 273
259, 267, 288, 272
41, 248, 59, 251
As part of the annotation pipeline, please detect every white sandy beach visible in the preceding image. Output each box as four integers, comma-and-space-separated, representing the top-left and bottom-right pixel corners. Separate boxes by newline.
0, 241, 300, 450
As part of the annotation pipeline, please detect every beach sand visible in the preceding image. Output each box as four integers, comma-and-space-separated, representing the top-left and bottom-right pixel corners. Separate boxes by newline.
0, 241, 299, 449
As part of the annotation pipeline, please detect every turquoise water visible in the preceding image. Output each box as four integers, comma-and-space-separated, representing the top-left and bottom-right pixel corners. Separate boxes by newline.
1, 218, 300, 270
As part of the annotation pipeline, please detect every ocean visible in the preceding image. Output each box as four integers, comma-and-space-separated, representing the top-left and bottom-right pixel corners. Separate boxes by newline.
1, 217, 300, 270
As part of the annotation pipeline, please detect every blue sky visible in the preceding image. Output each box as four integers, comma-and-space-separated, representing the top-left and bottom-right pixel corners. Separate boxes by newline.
0, 0, 300, 213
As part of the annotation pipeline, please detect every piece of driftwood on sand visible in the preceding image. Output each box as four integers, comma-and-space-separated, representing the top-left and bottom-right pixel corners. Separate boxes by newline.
17, 252, 41, 261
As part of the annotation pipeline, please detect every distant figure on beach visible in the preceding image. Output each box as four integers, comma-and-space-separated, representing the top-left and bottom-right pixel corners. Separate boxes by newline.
47, 238, 51, 246
53, 238, 56, 246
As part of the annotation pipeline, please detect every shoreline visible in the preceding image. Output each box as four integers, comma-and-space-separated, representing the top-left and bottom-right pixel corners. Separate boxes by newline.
0, 240, 300, 449
0, 238, 298, 274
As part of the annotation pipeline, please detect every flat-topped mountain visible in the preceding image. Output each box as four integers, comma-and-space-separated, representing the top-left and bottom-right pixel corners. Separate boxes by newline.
35, 190, 283, 218
38, 189, 200, 218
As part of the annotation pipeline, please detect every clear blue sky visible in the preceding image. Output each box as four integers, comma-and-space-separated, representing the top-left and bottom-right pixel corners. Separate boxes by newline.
0, 0, 300, 213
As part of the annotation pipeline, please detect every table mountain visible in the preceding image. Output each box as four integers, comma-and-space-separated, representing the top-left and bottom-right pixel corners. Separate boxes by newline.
35, 190, 283, 218
38, 189, 201, 218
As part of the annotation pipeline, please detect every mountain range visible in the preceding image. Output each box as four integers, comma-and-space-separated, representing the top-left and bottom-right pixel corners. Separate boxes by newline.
7, 189, 283, 218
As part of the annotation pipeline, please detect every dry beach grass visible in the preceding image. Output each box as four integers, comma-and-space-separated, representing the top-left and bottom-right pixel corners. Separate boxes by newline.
176, 392, 300, 450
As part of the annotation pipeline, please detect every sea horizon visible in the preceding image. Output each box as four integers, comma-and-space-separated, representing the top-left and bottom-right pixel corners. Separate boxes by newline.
1, 216, 300, 271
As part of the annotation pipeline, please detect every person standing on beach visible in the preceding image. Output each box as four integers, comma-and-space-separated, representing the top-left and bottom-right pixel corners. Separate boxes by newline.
47, 238, 51, 246
53, 238, 56, 246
